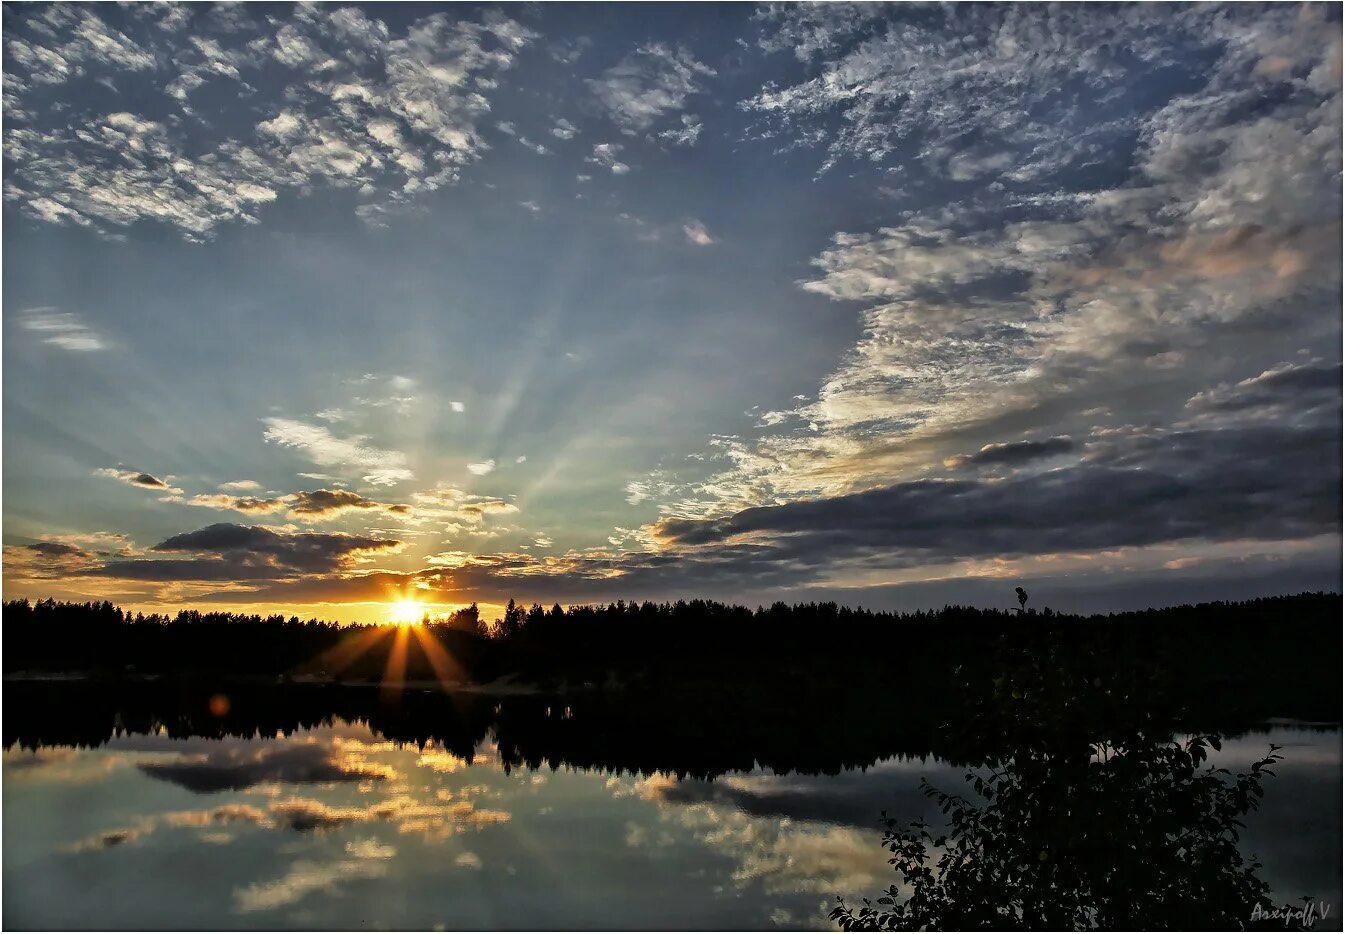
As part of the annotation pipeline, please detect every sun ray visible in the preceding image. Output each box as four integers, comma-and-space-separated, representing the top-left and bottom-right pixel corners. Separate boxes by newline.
303, 624, 394, 679
380, 623, 411, 700
410, 624, 469, 691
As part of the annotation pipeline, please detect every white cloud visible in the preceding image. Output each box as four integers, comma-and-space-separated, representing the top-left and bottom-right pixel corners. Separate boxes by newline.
410, 484, 518, 531
220, 480, 261, 492
18, 308, 106, 351
234, 859, 388, 913
744, 4, 1317, 179
550, 118, 578, 140
586, 142, 630, 174
682, 221, 714, 246
449, 401, 466, 413
5, 6, 537, 239
631, 4, 1344, 521
466, 460, 496, 476
262, 418, 414, 486
658, 114, 703, 147
587, 43, 715, 133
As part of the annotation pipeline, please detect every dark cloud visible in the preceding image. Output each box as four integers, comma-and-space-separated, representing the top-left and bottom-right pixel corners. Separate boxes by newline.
289, 489, 410, 518
655, 422, 1340, 563
944, 435, 1075, 470
1184, 361, 1342, 426
139, 743, 396, 794
182, 408, 1340, 610
24, 541, 91, 560
96, 467, 177, 491
644, 765, 965, 830
89, 523, 400, 582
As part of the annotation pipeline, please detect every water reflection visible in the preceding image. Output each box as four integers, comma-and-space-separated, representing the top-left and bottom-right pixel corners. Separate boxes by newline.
2, 683, 1340, 930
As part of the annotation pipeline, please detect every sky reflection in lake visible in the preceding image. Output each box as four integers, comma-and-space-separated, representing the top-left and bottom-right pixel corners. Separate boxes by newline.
4, 722, 1339, 930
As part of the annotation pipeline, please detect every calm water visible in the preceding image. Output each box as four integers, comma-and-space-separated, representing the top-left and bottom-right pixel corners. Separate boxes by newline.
3, 716, 1340, 930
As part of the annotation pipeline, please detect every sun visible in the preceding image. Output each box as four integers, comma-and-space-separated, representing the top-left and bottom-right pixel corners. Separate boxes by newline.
388, 599, 425, 626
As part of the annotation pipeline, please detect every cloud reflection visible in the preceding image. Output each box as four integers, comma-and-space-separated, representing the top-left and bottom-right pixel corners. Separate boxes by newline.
139, 741, 400, 793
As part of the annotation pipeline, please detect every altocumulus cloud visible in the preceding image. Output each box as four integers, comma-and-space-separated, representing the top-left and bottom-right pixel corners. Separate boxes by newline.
4, 4, 536, 239
586, 42, 715, 134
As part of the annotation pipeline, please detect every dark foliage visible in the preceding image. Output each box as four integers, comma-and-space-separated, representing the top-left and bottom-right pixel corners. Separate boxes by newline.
830, 632, 1324, 931
3, 593, 1339, 727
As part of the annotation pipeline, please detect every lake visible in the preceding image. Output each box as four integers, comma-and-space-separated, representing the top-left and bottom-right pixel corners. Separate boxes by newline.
3, 684, 1341, 930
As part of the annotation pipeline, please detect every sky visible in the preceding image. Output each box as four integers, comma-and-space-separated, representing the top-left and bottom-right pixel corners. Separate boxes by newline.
2, 2, 1341, 622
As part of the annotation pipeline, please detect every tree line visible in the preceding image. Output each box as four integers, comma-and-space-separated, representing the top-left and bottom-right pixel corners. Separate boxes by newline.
3, 592, 1340, 725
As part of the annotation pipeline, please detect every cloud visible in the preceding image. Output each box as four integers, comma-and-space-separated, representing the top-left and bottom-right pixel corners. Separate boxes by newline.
90, 522, 401, 582
185, 488, 412, 522
267, 793, 510, 836
658, 114, 703, 147
287, 489, 411, 520
163, 804, 272, 828
263, 418, 413, 486
96, 467, 183, 495
346, 838, 397, 860
625, 472, 678, 506
185, 493, 289, 515
234, 858, 388, 913
220, 480, 262, 492
744, 5, 1327, 178
466, 460, 496, 476
550, 118, 578, 140
349, 374, 418, 414
586, 142, 630, 174
651, 421, 1340, 566
140, 743, 399, 794
24, 541, 92, 560
3, 539, 108, 582
5, 6, 537, 239
64, 821, 155, 853
410, 484, 518, 530
682, 220, 714, 246
17, 308, 106, 351
645, 4, 1343, 530
1183, 360, 1342, 427
587, 43, 715, 133
943, 436, 1076, 470
450, 401, 466, 413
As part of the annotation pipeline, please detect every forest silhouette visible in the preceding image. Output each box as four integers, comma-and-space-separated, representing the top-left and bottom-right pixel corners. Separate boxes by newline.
4, 593, 1339, 713
4, 592, 1340, 773
5, 591, 1338, 930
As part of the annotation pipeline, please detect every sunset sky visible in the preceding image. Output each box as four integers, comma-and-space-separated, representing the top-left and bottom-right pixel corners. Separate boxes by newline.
3, 2, 1340, 622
